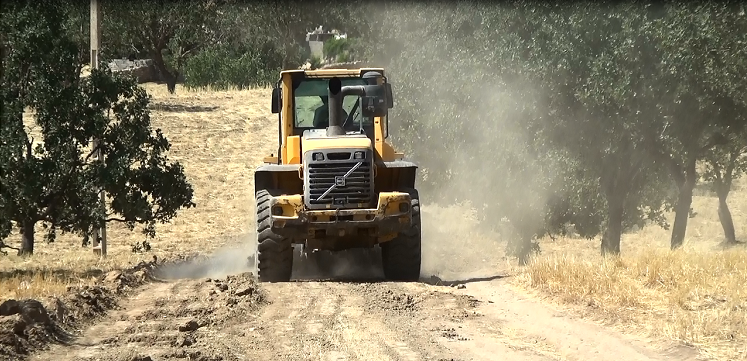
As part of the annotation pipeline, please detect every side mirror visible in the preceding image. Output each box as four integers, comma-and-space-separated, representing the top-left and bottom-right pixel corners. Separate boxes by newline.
385, 83, 394, 109
361, 84, 388, 117
361, 95, 388, 117
271, 87, 281, 114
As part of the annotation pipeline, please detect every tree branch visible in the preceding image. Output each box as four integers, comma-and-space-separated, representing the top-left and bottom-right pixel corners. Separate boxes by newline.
723, 148, 742, 189
106, 217, 146, 223
626, 151, 647, 187
0, 240, 21, 255
25, 136, 33, 159
83, 142, 102, 163
699, 132, 728, 154
644, 128, 687, 186
37, 142, 102, 217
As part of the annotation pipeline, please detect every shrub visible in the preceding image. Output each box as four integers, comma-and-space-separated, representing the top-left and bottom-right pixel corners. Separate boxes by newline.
184, 41, 282, 90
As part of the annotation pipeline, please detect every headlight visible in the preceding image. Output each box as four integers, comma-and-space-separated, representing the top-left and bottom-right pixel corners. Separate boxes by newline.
354, 151, 365, 160
313, 152, 324, 161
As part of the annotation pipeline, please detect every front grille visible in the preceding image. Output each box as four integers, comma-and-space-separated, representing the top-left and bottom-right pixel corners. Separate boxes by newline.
307, 160, 373, 208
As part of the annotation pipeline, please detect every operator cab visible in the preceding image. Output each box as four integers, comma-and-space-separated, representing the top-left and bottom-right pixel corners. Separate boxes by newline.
270, 69, 394, 141
294, 77, 374, 137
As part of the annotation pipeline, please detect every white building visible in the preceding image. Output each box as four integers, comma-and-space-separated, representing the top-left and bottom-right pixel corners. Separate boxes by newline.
306, 26, 347, 59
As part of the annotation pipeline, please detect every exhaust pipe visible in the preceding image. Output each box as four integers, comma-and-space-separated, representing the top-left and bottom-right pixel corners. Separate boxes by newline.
327, 77, 345, 136
327, 77, 368, 137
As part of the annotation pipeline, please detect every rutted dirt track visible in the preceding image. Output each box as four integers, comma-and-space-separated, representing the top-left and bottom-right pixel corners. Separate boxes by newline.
26, 267, 697, 361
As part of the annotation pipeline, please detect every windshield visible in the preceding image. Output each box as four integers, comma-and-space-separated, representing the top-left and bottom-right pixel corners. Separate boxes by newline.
293, 78, 372, 129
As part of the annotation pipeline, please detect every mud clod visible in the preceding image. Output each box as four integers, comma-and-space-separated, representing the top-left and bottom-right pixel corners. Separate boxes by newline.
174, 334, 196, 347
441, 327, 470, 341
179, 319, 201, 332
233, 287, 253, 297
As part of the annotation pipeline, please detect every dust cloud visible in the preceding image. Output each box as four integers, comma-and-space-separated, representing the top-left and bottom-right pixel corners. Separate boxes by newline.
291, 247, 385, 281
154, 234, 256, 280
419, 205, 511, 281
375, 3, 556, 280
154, 232, 386, 281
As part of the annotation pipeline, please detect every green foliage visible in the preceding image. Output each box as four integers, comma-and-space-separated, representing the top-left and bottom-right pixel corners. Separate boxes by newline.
703, 130, 747, 193
323, 37, 358, 62
309, 55, 323, 70
1, 1, 195, 254
184, 42, 281, 90
639, 1, 747, 248
101, 0, 228, 92
95, 1, 366, 89
227, 1, 367, 70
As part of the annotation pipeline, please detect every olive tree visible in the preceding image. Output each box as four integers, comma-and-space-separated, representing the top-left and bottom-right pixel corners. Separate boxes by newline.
1, 1, 195, 255
646, 1, 747, 249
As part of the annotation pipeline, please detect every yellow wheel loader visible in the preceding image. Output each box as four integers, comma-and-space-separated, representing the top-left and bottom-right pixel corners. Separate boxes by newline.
253, 67, 421, 282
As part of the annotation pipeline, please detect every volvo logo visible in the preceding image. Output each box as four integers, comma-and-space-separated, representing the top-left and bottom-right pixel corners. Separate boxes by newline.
316, 161, 363, 202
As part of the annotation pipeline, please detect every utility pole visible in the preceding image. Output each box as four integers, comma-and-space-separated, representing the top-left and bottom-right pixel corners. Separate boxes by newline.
90, 0, 107, 257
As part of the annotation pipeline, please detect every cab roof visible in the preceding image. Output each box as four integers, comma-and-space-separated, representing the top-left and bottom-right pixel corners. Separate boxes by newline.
280, 68, 386, 78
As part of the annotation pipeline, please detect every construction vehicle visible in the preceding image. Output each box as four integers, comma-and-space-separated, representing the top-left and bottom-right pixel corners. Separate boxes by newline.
253, 66, 421, 282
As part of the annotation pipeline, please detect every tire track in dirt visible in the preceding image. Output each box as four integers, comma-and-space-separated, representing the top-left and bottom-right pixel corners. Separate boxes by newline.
30, 273, 265, 361
25, 271, 697, 361
433, 278, 701, 361
243, 281, 439, 360
244, 280, 555, 361
396, 281, 560, 361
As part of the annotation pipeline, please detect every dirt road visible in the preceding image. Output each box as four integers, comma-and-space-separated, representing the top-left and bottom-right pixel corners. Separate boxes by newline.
28, 260, 697, 361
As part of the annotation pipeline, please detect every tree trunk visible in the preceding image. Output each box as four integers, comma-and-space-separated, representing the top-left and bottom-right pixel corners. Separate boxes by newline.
165, 71, 178, 94
506, 220, 537, 266
670, 189, 693, 249
516, 233, 536, 266
716, 187, 737, 244
601, 196, 624, 256
150, 47, 178, 94
671, 163, 697, 249
599, 154, 637, 257
19, 220, 36, 256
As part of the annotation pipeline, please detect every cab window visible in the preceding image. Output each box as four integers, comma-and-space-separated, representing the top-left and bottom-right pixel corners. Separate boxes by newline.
293, 78, 373, 130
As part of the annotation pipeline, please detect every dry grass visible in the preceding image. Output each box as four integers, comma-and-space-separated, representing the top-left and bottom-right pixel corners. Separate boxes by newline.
2, 82, 277, 300
516, 178, 747, 360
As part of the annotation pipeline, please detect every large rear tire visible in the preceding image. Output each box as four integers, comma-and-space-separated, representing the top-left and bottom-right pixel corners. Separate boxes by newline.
380, 189, 421, 281
256, 189, 293, 282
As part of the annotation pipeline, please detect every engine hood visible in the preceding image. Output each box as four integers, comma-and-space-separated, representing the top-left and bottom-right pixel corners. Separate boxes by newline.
301, 129, 372, 154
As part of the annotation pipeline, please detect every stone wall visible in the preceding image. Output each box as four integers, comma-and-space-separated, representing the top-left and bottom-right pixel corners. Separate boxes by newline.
107, 59, 159, 83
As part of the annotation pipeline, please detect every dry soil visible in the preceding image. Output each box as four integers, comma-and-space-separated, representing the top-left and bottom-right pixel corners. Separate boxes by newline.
25, 265, 699, 361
